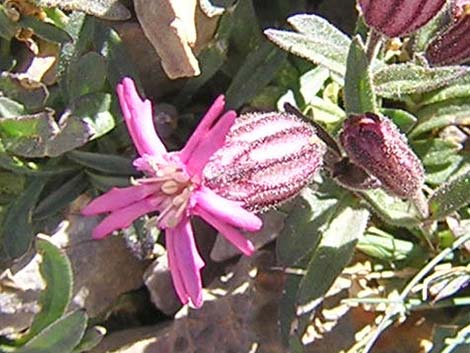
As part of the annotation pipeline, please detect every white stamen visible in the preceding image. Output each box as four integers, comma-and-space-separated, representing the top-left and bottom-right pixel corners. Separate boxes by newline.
161, 180, 179, 195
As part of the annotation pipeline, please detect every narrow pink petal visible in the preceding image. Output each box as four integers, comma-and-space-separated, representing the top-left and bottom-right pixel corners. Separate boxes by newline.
192, 187, 262, 231
194, 206, 255, 256
91, 197, 160, 239
180, 95, 226, 162
166, 227, 190, 305
82, 184, 159, 215
117, 77, 167, 157
169, 218, 205, 307
185, 111, 236, 176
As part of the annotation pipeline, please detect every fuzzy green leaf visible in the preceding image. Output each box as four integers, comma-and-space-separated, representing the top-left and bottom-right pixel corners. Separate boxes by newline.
380, 108, 417, 133
373, 64, 470, 100
35, 0, 130, 20
276, 187, 342, 266
411, 98, 470, 137
429, 171, 470, 220
297, 196, 369, 307
360, 189, 421, 227
265, 14, 350, 77
344, 36, 377, 114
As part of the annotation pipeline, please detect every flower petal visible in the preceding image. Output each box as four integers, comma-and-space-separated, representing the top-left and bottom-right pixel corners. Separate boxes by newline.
91, 196, 161, 239
192, 187, 262, 231
166, 218, 204, 308
185, 111, 236, 176
166, 227, 189, 306
194, 206, 255, 256
117, 77, 167, 157
179, 95, 226, 163
82, 184, 159, 215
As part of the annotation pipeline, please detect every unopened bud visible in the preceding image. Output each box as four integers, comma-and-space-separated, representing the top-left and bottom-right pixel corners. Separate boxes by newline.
203, 112, 326, 211
425, 5, 470, 66
358, 0, 446, 38
340, 113, 425, 199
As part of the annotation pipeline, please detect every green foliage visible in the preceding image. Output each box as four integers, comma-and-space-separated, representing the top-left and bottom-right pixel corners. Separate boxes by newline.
344, 36, 377, 114
265, 14, 351, 77
429, 171, 470, 220
17, 237, 73, 343
373, 64, 470, 100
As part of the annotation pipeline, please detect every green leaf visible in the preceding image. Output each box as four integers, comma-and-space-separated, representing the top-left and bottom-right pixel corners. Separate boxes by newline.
72, 326, 106, 353
93, 20, 139, 88
411, 98, 470, 137
344, 36, 377, 114
296, 197, 369, 307
86, 171, 130, 192
419, 75, 470, 106
413, 138, 461, 167
373, 64, 470, 100
226, 42, 286, 109
67, 150, 137, 176
265, 14, 351, 77
0, 179, 46, 265
18, 15, 71, 43
0, 152, 79, 176
360, 189, 421, 227
0, 110, 91, 158
35, 0, 131, 20
380, 108, 417, 133
299, 66, 330, 105
0, 97, 25, 118
0, 72, 49, 111
306, 96, 345, 124
69, 92, 115, 140
429, 171, 470, 220
17, 236, 73, 344
13, 310, 87, 353
357, 227, 426, 263
0, 5, 19, 40
68, 52, 106, 99
276, 187, 343, 266
34, 173, 88, 220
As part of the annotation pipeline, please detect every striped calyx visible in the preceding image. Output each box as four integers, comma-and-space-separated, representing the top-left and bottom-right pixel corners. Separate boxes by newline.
202, 112, 326, 212
358, 0, 446, 37
340, 113, 424, 199
425, 4, 470, 65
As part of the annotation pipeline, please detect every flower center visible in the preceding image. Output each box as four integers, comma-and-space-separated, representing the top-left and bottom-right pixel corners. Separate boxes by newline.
135, 159, 195, 228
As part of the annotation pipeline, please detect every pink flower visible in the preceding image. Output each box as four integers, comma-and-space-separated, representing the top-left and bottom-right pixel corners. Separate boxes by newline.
82, 77, 262, 308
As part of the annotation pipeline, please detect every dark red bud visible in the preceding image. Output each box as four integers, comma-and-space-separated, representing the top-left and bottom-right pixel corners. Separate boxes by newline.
340, 113, 425, 199
359, 0, 446, 37
203, 112, 326, 212
425, 6, 470, 65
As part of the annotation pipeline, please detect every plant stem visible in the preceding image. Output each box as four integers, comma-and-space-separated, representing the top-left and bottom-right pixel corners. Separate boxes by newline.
365, 29, 383, 62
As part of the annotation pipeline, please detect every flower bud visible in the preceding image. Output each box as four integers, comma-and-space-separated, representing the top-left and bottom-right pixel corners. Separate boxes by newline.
425, 4, 470, 65
339, 113, 424, 199
358, 0, 446, 37
203, 112, 326, 211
